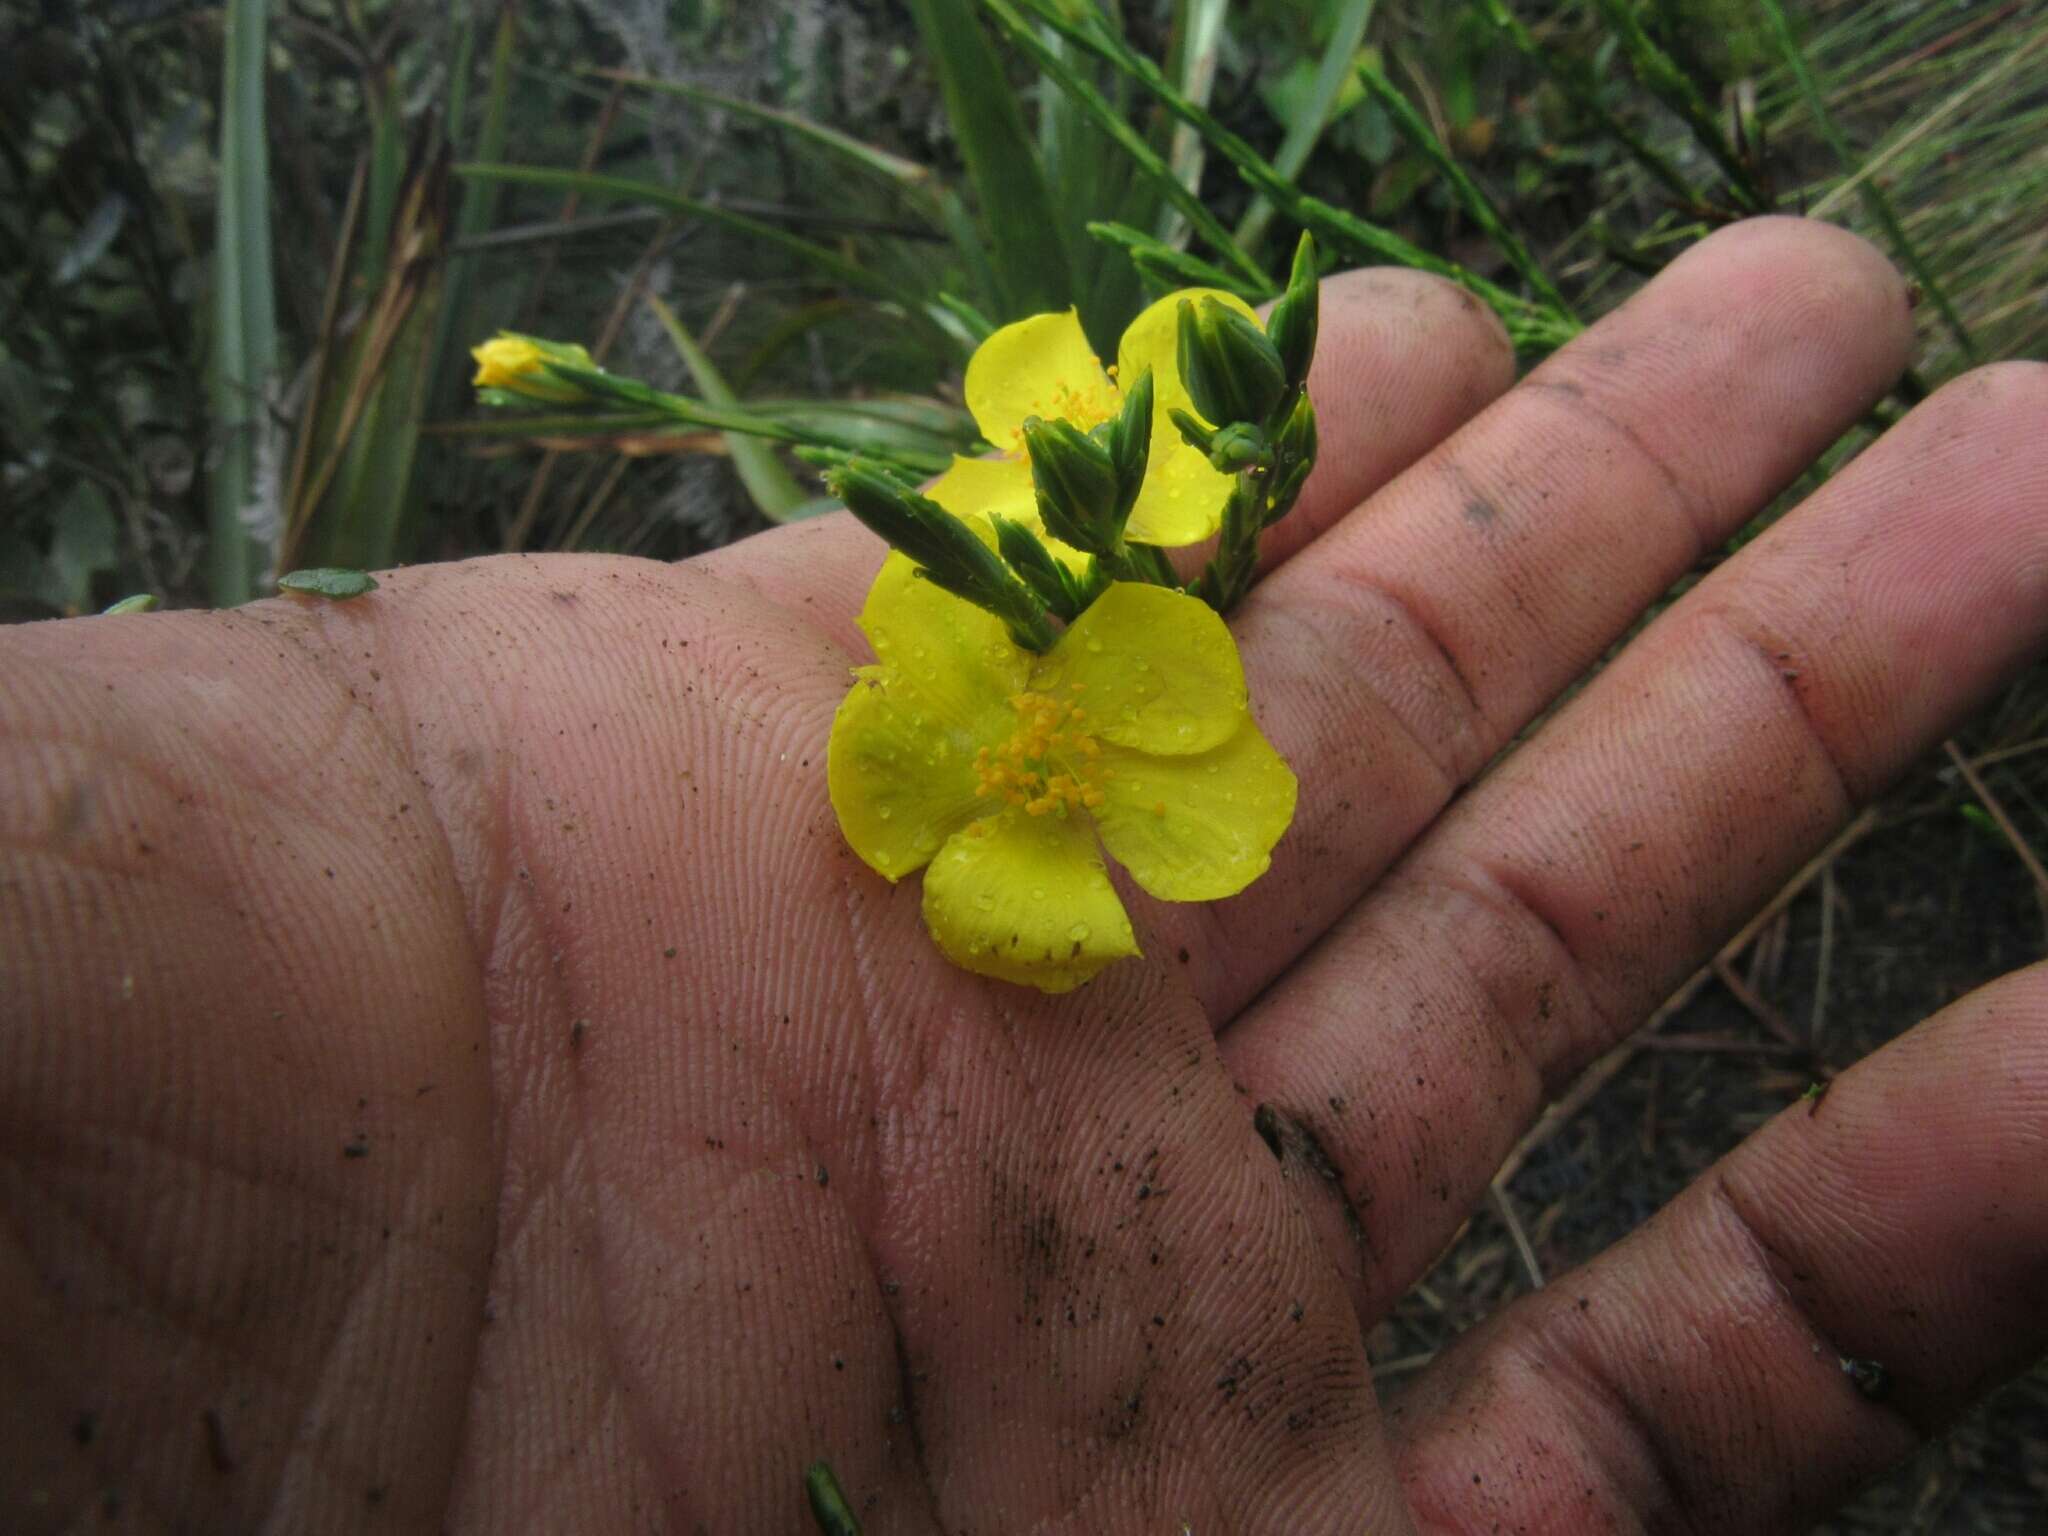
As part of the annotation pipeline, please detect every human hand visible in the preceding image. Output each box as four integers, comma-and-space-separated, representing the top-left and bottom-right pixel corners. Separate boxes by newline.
4, 218, 2044, 1533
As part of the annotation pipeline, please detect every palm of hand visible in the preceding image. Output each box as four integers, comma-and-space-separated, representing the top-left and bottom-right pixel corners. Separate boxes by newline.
7, 220, 2047, 1534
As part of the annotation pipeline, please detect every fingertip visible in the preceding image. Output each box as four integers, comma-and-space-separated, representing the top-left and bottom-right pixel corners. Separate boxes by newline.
1652, 214, 1915, 392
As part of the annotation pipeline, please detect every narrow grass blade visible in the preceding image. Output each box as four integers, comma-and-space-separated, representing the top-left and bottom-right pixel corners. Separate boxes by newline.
1234, 0, 1377, 253
208, 0, 279, 605
1086, 221, 1270, 301
1357, 61, 1573, 316
906, 0, 1073, 316
285, 147, 448, 571
1758, 0, 1978, 362
428, 1, 519, 416
1011, 0, 1576, 351
590, 69, 940, 206
645, 293, 809, 523
1470, 0, 1699, 214
1157, 0, 1229, 251
454, 164, 922, 309
1588, 0, 1766, 213
982, 0, 1273, 297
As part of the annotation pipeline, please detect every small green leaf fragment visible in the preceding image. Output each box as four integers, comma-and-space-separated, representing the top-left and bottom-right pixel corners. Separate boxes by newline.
804, 1461, 863, 1535
102, 594, 161, 615
279, 568, 380, 600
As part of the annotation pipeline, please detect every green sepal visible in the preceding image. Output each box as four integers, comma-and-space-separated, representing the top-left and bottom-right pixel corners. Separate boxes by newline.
1265, 233, 1321, 393
1176, 296, 1288, 429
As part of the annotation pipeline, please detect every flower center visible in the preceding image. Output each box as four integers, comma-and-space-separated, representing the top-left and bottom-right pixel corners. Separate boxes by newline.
1006, 367, 1119, 450
973, 683, 1111, 817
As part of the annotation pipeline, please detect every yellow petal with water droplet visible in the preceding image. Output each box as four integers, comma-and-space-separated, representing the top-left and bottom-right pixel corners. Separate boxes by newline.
965, 309, 1114, 447
922, 810, 1139, 992
1037, 584, 1244, 755
1092, 724, 1296, 901
828, 666, 992, 880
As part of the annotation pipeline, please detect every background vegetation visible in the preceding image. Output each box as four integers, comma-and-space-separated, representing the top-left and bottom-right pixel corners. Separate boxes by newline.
4, 0, 2043, 1527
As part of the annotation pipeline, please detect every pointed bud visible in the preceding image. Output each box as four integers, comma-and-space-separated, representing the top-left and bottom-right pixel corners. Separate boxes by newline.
1023, 415, 1120, 552
991, 515, 1081, 622
1265, 233, 1320, 392
830, 462, 1057, 651
1176, 297, 1288, 428
1105, 368, 1155, 524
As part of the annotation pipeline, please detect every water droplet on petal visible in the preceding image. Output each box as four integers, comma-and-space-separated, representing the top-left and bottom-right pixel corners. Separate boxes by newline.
878, 806, 893, 820
1175, 721, 1194, 740
1085, 636, 1103, 654
974, 892, 996, 911
1031, 886, 1047, 901
1067, 922, 1091, 943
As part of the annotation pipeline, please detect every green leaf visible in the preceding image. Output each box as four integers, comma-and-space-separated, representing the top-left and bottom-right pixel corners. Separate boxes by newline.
1236, 0, 1379, 252
102, 594, 161, 615
645, 295, 809, 524
904, 0, 1073, 318
209, 0, 280, 606
278, 568, 380, 600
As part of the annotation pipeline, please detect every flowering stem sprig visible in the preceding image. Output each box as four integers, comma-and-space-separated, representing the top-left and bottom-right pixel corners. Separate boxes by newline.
469, 331, 954, 479
829, 463, 1059, 653
1178, 233, 1323, 614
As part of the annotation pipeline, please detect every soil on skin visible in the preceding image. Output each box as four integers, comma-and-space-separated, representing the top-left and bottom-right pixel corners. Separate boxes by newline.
1373, 747, 2048, 1534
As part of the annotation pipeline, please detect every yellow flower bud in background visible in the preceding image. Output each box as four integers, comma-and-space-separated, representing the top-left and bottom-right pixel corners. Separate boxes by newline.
470, 332, 595, 403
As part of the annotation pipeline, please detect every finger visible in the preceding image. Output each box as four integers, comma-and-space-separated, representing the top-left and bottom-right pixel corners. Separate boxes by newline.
1154, 217, 1916, 1021
695, 267, 1515, 655
1224, 358, 2048, 1323
1386, 960, 2048, 1535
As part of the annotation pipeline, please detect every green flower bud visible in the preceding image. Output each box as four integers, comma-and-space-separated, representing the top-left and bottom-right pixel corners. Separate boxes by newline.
1023, 415, 1120, 551
1265, 234, 1320, 392
1206, 421, 1269, 475
1104, 368, 1155, 520
1176, 297, 1288, 428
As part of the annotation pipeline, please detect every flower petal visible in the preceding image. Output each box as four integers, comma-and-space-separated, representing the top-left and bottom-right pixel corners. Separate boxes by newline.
1092, 724, 1298, 901
828, 666, 993, 880
924, 451, 1039, 526
1116, 287, 1264, 430
1124, 437, 1233, 545
922, 810, 1140, 992
1032, 583, 1245, 755
965, 309, 1117, 450
858, 550, 1029, 734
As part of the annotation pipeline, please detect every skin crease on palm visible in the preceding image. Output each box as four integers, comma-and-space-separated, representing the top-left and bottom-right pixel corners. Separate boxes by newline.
4, 218, 2048, 1536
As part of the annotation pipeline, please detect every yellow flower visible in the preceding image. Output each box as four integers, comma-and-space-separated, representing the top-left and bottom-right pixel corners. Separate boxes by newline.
927, 290, 1267, 549
829, 552, 1297, 993
470, 332, 595, 402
